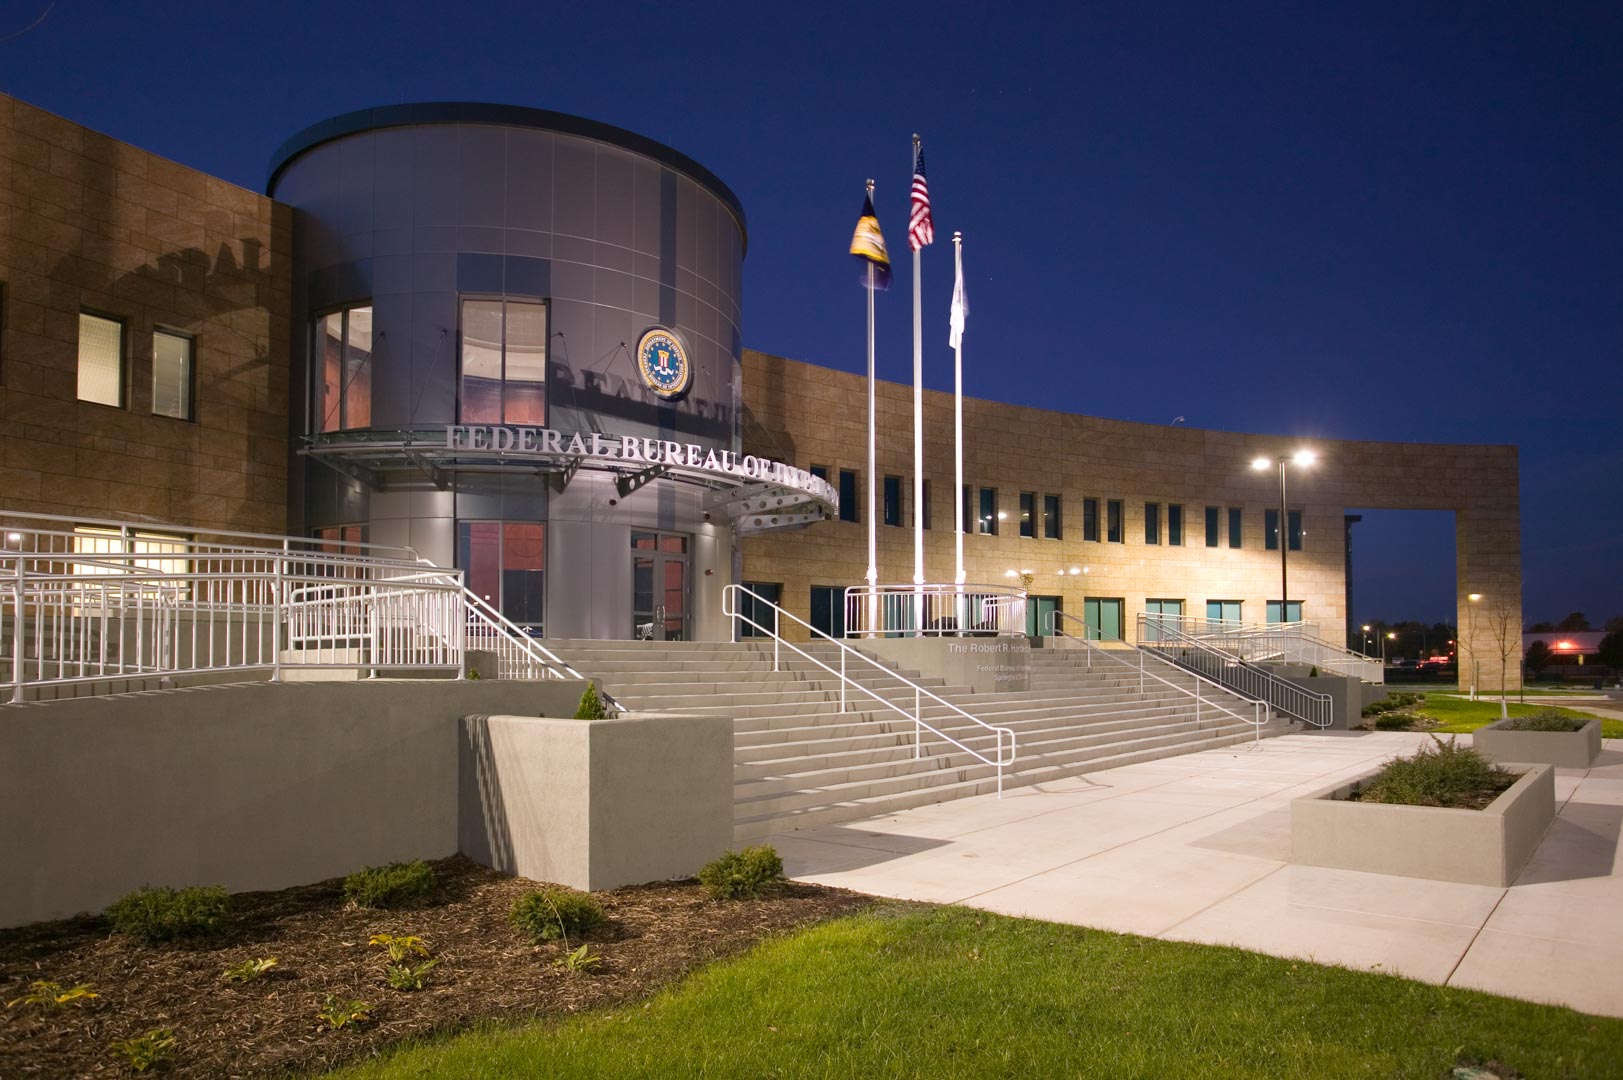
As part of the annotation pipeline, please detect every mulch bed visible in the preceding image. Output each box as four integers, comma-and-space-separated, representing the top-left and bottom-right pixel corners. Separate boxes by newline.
0, 856, 869, 1078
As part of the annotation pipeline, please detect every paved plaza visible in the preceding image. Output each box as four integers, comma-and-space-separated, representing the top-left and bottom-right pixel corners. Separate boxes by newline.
770, 725, 1623, 1018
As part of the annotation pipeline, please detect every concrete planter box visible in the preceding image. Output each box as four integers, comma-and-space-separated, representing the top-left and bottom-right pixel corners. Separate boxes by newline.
1291, 763, 1554, 886
1472, 717, 1601, 769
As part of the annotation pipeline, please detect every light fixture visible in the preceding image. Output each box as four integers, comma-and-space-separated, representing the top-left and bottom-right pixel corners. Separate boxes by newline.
4, 532, 19, 542
1387, 632, 1396, 640
1468, 593, 1482, 601
1251, 456, 1271, 471
1069, 566, 1081, 575
1004, 569, 1017, 578
1362, 624, 1371, 632
1292, 449, 1317, 466
996, 511, 1008, 520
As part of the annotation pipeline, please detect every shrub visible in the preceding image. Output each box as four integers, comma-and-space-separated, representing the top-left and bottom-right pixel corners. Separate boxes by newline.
368, 933, 430, 963
699, 845, 785, 900
1361, 700, 1393, 717
385, 959, 440, 992
1352, 737, 1517, 810
574, 683, 609, 720
1502, 710, 1585, 733
510, 886, 605, 943
108, 1028, 176, 1072
343, 861, 436, 909
105, 885, 230, 943
1374, 714, 1414, 731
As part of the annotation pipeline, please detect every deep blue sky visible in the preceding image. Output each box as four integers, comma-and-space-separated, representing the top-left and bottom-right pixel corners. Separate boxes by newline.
3, 1, 1618, 626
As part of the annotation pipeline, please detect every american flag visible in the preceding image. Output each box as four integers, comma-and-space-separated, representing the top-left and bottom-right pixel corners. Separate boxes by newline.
909, 143, 934, 252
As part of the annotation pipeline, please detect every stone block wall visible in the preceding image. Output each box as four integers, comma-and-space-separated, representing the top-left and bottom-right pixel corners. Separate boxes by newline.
0, 95, 291, 535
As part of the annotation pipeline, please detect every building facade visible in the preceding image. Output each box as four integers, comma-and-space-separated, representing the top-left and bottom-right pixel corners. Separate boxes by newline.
0, 94, 1523, 684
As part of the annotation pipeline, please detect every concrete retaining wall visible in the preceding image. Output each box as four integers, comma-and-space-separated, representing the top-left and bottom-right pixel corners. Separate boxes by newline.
1473, 718, 1602, 769
0, 679, 587, 927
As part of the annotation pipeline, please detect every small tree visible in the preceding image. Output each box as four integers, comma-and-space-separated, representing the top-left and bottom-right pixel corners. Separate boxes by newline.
574, 682, 609, 720
1523, 640, 1553, 680
1485, 594, 1522, 717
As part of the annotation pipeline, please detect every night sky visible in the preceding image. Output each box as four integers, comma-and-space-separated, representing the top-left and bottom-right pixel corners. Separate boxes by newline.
2, 1, 1618, 627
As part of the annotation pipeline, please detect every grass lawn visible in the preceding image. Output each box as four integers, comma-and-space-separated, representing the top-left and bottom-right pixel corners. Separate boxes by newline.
324, 906, 1623, 1080
1413, 694, 1623, 738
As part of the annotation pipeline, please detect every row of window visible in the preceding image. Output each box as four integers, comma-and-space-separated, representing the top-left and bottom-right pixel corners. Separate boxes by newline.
73, 311, 195, 420
815, 470, 1306, 551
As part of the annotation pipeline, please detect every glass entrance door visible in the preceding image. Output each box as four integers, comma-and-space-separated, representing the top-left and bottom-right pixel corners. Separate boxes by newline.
1143, 598, 1184, 642
631, 531, 690, 641
1026, 595, 1062, 637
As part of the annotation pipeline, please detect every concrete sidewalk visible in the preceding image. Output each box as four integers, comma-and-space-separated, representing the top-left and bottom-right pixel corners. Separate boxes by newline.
769, 731, 1623, 1018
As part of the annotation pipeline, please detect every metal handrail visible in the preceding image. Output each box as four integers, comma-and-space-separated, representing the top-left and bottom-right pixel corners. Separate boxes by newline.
1134, 616, 1334, 728
1140, 612, 1382, 683
723, 584, 1017, 795
1047, 611, 1268, 739
842, 582, 1028, 638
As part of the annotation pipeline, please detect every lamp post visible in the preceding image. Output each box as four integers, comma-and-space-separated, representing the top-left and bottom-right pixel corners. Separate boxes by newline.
1361, 623, 1372, 656
1385, 631, 1396, 666
1465, 593, 1482, 700
1252, 450, 1316, 626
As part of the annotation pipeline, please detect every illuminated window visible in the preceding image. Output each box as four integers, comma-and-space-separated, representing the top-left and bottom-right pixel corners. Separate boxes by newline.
315, 305, 373, 432
459, 521, 545, 630
78, 312, 125, 407
72, 526, 190, 582
152, 329, 193, 420
460, 298, 547, 424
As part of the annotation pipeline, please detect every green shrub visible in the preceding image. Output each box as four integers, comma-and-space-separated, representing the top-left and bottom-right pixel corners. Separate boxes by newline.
108, 1028, 176, 1072
1374, 714, 1414, 731
385, 959, 440, 992
1352, 737, 1516, 809
1361, 700, 1393, 717
511, 886, 606, 943
699, 845, 785, 900
317, 995, 371, 1030
574, 683, 609, 720
105, 885, 230, 943
343, 861, 436, 909
1501, 710, 1585, 733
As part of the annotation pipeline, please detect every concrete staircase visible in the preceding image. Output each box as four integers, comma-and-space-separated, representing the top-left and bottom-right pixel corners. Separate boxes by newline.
542, 637, 1294, 841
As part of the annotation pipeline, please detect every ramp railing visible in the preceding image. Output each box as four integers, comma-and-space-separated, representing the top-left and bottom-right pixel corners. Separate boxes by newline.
1134, 614, 1334, 728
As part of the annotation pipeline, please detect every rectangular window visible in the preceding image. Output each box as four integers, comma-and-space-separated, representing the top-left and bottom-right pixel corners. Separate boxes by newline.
1204, 506, 1220, 548
77, 311, 125, 407
1266, 508, 1280, 551
961, 485, 972, 533
1168, 504, 1183, 546
839, 470, 859, 523
1144, 502, 1160, 545
809, 464, 829, 482
738, 582, 781, 639
810, 585, 846, 639
978, 487, 998, 535
1288, 510, 1303, 551
0, 281, 7, 383
1107, 499, 1123, 544
459, 520, 545, 631
1019, 492, 1036, 538
1083, 498, 1099, 542
1143, 598, 1184, 642
1043, 494, 1061, 539
152, 329, 193, 420
315, 304, 373, 431
1266, 600, 1304, 625
921, 479, 932, 530
73, 526, 190, 579
1228, 507, 1242, 549
1207, 599, 1243, 624
460, 297, 546, 424
883, 475, 903, 527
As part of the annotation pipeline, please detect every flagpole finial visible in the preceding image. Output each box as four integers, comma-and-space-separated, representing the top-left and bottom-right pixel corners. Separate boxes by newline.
865, 178, 875, 196
953, 230, 962, 246
913, 132, 920, 144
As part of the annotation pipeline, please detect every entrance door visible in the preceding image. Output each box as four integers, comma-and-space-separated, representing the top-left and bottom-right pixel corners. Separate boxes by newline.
1083, 598, 1125, 641
1143, 598, 1184, 642
458, 521, 545, 633
631, 531, 690, 641
1026, 595, 1062, 637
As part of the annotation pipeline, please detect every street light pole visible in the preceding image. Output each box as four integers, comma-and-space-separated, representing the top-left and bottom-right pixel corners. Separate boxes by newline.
1254, 450, 1315, 625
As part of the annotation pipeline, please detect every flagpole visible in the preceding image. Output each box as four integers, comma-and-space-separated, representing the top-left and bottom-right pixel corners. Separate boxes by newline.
911, 138, 926, 641
865, 179, 878, 605
952, 232, 965, 590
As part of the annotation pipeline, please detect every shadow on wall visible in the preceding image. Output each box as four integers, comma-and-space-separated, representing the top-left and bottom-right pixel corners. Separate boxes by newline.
457, 716, 517, 874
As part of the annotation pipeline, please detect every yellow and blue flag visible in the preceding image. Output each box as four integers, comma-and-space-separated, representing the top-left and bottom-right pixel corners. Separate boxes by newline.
850, 190, 891, 291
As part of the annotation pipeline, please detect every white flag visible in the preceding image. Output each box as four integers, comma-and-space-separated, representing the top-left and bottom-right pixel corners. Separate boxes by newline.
948, 242, 967, 349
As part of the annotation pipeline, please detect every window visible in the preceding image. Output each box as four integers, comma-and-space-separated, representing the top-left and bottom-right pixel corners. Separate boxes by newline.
459, 521, 545, 631
1168, 504, 1183, 546
921, 479, 932, 530
77, 312, 124, 407
1026, 595, 1062, 637
1144, 502, 1160, 545
883, 475, 903, 527
1266, 600, 1304, 625
810, 585, 846, 639
1143, 598, 1184, 642
0, 281, 7, 383
1204, 506, 1220, 547
314, 525, 366, 550
1083, 498, 1099, 542
1266, 509, 1302, 550
1043, 494, 1061, 539
1107, 499, 1123, 543
73, 527, 190, 579
978, 487, 998, 535
152, 329, 193, 420
737, 582, 781, 638
460, 297, 546, 424
1288, 510, 1303, 551
839, 470, 859, 522
1227, 507, 1242, 549
315, 304, 373, 431
1019, 492, 1036, 538
809, 464, 829, 482
961, 485, 972, 533
1207, 599, 1242, 624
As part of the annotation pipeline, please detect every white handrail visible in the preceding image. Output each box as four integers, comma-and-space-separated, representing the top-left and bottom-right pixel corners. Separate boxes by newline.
723, 584, 1017, 795
842, 582, 1027, 638
1048, 610, 1268, 739
1135, 615, 1334, 728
